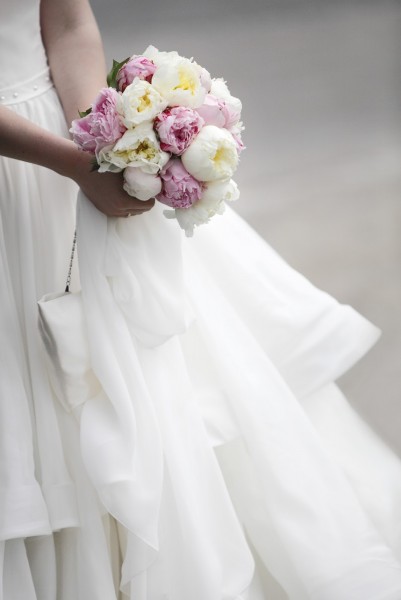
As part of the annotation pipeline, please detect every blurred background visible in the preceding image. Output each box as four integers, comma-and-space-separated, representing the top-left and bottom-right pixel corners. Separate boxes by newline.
91, 0, 401, 454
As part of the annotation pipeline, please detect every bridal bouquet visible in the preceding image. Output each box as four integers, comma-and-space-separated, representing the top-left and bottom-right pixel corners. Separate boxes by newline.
70, 46, 244, 236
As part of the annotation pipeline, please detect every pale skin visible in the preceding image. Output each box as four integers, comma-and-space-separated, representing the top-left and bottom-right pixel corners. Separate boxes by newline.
0, 0, 154, 218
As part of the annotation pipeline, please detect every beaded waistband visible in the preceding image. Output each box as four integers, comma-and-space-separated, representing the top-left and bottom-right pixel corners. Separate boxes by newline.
0, 68, 54, 106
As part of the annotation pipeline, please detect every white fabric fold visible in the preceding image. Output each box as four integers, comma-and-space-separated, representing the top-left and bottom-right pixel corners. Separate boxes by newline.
76, 191, 256, 598
76, 192, 164, 552
104, 197, 193, 348
182, 240, 401, 599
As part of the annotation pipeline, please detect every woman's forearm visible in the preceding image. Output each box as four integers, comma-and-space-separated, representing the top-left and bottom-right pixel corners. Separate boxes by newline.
40, 0, 108, 126
0, 104, 89, 177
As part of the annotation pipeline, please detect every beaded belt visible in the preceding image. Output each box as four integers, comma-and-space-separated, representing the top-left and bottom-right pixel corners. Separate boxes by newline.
0, 68, 54, 106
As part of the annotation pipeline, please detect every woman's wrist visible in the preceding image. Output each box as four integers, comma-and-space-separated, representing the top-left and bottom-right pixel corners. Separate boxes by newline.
54, 138, 94, 183
0, 103, 93, 183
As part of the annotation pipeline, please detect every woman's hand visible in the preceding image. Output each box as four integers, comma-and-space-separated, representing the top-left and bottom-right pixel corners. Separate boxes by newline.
77, 171, 155, 218
72, 150, 155, 218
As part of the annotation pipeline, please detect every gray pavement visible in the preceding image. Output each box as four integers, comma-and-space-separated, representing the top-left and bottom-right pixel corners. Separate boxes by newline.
91, 0, 401, 454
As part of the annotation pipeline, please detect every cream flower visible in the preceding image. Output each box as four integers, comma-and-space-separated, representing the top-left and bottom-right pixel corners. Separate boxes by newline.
123, 167, 162, 200
120, 78, 167, 128
96, 143, 124, 173
181, 125, 238, 182
164, 178, 239, 237
142, 45, 180, 68
97, 122, 170, 174
197, 65, 212, 93
203, 178, 240, 206
151, 56, 206, 108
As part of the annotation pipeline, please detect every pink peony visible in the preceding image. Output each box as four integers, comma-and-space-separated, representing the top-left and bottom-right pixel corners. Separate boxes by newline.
69, 115, 97, 153
154, 107, 204, 155
196, 93, 241, 130
90, 88, 126, 149
117, 56, 157, 92
157, 159, 203, 208
70, 87, 125, 153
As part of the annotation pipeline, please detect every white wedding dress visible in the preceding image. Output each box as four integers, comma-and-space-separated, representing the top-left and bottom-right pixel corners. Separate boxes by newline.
1, 1, 401, 599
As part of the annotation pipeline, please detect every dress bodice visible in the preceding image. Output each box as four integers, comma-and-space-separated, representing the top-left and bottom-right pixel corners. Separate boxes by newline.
0, 0, 48, 91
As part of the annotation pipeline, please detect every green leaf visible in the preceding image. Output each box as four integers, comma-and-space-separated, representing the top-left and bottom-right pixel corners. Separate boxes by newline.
78, 107, 92, 118
106, 57, 130, 89
90, 157, 100, 172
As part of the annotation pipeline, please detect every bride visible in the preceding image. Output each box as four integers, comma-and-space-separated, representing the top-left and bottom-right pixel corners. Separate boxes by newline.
1, 0, 401, 598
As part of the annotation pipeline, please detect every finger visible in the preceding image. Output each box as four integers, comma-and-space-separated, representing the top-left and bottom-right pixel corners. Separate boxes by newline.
127, 198, 156, 211
117, 208, 149, 218
113, 203, 154, 217
121, 188, 156, 208
111, 196, 156, 217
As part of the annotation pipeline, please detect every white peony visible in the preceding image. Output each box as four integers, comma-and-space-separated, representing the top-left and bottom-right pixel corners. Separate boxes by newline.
142, 45, 180, 68
96, 143, 124, 173
210, 78, 242, 115
197, 65, 212, 93
181, 125, 238, 182
97, 122, 170, 174
151, 56, 206, 108
164, 178, 239, 237
123, 167, 162, 200
203, 178, 240, 205
120, 78, 167, 128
